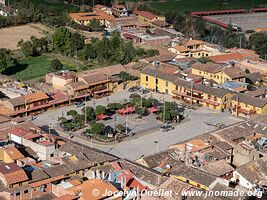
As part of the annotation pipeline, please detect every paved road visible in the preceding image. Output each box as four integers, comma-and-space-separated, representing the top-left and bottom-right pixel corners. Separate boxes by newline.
32, 90, 243, 161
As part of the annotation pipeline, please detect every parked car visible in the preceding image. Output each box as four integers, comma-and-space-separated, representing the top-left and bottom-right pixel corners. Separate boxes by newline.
128, 86, 141, 92
160, 124, 175, 132
68, 134, 74, 139
74, 102, 85, 108
140, 88, 149, 94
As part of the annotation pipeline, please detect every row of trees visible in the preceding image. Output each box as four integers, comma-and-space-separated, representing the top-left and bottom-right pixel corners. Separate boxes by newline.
0, 0, 77, 28
14, 27, 158, 66
51, 28, 159, 64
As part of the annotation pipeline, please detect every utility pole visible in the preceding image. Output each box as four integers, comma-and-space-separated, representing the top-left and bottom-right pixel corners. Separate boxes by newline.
154, 140, 159, 153
125, 108, 128, 134
84, 107, 87, 125
236, 95, 239, 117
163, 94, 166, 124
239, 35, 242, 49
190, 82, 193, 108
114, 116, 117, 134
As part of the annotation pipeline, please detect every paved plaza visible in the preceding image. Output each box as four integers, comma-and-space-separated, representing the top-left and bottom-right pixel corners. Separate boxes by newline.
32, 90, 243, 160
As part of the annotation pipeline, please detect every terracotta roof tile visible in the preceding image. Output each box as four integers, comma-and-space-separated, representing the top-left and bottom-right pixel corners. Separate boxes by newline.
223, 67, 246, 79
4, 146, 24, 160
208, 53, 246, 63
133, 10, 158, 20
0, 162, 28, 185
173, 45, 189, 52
192, 62, 223, 73
69, 11, 115, 21
80, 72, 110, 86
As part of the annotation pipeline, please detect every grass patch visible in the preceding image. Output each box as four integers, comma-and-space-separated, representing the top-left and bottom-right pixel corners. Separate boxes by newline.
4, 56, 74, 81
148, 0, 267, 13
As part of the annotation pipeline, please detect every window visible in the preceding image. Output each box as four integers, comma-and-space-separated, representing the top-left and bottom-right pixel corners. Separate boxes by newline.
146, 76, 148, 81
176, 86, 178, 90
199, 71, 201, 74
165, 89, 168, 94
16, 192, 20, 196
24, 190, 28, 194
155, 79, 158, 84
166, 81, 168, 87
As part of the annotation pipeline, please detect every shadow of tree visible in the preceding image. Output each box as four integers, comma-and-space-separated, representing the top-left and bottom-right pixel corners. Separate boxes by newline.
2, 63, 28, 76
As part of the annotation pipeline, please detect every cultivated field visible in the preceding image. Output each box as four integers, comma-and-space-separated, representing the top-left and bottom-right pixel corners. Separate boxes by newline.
147, 0, 267, 13
0, 23, 52, 50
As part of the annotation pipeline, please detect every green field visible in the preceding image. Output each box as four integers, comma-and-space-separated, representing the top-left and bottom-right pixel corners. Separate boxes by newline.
4, 56, 75, 81
10, 0, 78, 12
147, 0, 267, 13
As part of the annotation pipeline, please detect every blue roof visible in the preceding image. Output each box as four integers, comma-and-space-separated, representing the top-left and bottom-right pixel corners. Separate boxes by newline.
221, 81, 248, 89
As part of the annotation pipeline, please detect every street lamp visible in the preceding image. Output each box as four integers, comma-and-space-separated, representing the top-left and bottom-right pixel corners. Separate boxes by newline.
154, 140, 159, 153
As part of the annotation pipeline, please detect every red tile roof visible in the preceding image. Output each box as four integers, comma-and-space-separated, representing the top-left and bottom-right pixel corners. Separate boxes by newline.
38, 140, 54, 146
0, 162, 28, 185
208, 53, 246, 63
133, 10, 157, 20
69, 11, 115, 21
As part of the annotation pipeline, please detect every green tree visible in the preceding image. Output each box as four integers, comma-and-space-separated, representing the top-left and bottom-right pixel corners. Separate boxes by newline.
20, 41, 33, 57
143, 98, 158, 108
58, 117, 67, 123
51, 59, 63, 71
107, 103, 123, 111
52, 27, 72, 54
67, 110, 78, 118
70, 32, 85, 56
90, 122, 105, 135
88, 19, 104, 32
136, 107, 146, 116
248, 32, 267, 58
95, 105, 106, 115
82, 106, 95, 121
0, 51, 7, 73
116, 124, 126, 133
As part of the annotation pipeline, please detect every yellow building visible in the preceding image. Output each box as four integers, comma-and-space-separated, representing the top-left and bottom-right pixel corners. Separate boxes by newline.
168, 40, 222, 58
140, 68, 232, 111
171, 164, 219, 190
172, 78, 232, 110
191, 63, 246, 84
69, 10, 115, 27
140, 68, 177, 95
231, 93, 267, 116
132, 10, 168, 28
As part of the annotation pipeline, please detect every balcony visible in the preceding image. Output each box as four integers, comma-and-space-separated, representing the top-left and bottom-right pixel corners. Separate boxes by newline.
237, 106, 256, 115
172, 90, 220, 106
